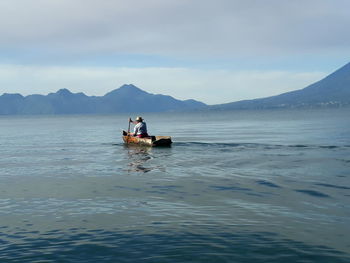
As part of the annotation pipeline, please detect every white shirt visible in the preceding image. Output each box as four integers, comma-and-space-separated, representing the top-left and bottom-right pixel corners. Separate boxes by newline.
134, 121, 147, 135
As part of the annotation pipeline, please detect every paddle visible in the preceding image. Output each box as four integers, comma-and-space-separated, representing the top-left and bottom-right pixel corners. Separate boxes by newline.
127, 118, 131, 135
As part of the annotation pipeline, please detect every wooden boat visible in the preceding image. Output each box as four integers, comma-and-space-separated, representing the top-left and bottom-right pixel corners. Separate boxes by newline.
122, 131, 172, 147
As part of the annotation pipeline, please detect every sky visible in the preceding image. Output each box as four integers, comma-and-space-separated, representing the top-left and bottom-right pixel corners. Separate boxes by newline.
0, 0, 349, 105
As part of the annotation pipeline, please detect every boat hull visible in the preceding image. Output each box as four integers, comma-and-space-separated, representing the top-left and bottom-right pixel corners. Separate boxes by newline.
122, 132, 172, 147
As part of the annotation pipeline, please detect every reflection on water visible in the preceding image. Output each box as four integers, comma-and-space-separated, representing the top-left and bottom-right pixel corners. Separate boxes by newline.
123, 144, 171, 174
124, 145, 155, 173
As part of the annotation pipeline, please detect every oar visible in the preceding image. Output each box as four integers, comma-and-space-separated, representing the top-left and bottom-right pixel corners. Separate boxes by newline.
123, 118, 132, 142
127, 117, 131, 135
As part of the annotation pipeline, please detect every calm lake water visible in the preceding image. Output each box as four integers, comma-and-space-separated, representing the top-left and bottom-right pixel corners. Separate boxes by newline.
0, 109, 349, 262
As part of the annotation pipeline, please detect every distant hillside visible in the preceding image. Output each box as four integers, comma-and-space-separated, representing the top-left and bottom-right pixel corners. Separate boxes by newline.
0, 84, 207, 115
211, 62, 350, 110
2, 63, 349, 115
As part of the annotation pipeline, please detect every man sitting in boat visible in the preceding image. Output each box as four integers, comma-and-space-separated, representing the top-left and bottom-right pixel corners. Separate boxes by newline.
129, 116, 149, 138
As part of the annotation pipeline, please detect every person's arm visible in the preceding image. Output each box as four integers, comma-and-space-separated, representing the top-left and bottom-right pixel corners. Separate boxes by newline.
133, 123, 140, 136
129, 118, 138, 135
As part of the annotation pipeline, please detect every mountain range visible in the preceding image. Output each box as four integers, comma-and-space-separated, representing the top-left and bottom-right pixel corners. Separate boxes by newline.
0, 62, 349, 115
210, 62, 350, 110
0, 84, 206, 115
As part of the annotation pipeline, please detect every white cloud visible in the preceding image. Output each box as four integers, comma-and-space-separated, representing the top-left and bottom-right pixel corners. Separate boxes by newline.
0, 0, 349, 57
0, 64, 325, 104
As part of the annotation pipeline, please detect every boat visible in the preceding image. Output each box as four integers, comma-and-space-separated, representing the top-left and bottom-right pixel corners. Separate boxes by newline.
122, 131, 172, 147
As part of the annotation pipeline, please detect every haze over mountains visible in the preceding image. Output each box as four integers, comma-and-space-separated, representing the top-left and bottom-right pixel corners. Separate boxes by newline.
0, 62, 349, 115
211, 62, 350, 110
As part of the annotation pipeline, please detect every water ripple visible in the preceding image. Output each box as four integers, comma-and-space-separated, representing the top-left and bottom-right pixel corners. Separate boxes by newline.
294, 189, 331, 198
0, 228, 348, 263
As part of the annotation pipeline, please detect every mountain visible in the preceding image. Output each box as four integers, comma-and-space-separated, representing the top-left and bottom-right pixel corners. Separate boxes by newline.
211, 62, 350, 110
1, 62, 348, 115
101, 84, 206, 113
0, 84, 206, 115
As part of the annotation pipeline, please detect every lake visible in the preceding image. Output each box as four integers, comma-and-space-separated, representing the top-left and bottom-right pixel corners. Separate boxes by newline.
0, 108, 349, 262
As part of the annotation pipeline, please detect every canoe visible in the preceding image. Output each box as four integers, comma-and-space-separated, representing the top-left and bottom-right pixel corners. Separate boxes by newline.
122, 131, 172, 147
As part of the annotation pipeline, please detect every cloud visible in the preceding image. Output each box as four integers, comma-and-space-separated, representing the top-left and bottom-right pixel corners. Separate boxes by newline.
0, 64, 325, 104
0, 0, 349, 58
0, 1, 344, 104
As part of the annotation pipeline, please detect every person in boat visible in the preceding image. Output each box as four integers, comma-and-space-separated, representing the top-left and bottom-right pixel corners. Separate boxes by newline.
129, 116, 149, 138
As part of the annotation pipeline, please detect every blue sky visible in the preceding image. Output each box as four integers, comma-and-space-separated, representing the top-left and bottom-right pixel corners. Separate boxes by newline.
0, 0, 349, 104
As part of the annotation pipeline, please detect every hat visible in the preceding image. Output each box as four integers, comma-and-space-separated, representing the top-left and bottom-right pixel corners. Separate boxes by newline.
135, 116, 143, 122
